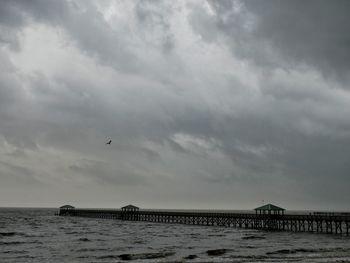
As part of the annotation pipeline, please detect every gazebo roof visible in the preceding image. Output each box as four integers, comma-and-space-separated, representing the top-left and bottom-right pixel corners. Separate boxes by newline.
254, 204, 285, 211
60, 205, 75, 209
121, 204, 139, 209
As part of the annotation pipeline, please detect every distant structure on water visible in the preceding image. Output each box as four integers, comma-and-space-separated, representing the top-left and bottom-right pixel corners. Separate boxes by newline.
121, 204, 139, 212
254, 203, 285, 215
57, 203, 350, 236
60, 205, 75, 210
57, 205, 75, 216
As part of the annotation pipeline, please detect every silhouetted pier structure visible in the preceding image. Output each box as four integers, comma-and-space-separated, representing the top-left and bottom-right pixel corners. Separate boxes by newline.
58, 204, 350, 236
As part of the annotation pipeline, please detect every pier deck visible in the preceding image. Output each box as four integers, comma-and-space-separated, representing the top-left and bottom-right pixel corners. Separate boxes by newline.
59, 208, 350, 235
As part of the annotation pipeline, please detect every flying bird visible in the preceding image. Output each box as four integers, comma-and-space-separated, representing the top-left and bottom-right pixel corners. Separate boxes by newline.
106, 139, 112, 145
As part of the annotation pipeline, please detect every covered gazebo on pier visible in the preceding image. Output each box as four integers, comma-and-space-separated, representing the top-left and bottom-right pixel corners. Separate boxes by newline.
254, 203, 285, 215
59, 205, 75, 210
121, 204, 139, 212
58, 205, 75, 216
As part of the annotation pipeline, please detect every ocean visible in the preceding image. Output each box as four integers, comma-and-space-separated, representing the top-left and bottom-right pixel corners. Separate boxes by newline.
0, 208, 350, 262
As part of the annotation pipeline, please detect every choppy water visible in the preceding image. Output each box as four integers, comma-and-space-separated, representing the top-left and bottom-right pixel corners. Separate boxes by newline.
1, 208, 350, 262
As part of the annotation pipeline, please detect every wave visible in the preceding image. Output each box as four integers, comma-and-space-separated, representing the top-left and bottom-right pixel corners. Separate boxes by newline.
0, 241, 27, 245
0, 232, 41, 238
76, 248, 110, 252
0, 232, 22, 237
78, 237, 90, 242
0, 240, 43, 246
65, 231, 81, 234
266, 247, 346, 255
206, 249, 228, 256
1, 250, 27, 254
97, 251, 175, 260
242, 235, 266, 240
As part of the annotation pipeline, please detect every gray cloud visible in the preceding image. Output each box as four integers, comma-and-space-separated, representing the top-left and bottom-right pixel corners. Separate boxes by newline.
191, 0, 350, 84
0, 160, 44, 185
0, 0, 137, 71
134, 1, 175, 53
0, 0, 349, 210
68, 158, 148, 186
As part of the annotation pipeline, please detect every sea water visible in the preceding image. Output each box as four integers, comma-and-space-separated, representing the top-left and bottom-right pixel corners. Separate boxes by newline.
1, 208, 350, 262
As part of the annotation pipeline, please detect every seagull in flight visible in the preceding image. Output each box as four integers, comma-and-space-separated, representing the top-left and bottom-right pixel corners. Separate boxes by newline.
106, 139, 112, 145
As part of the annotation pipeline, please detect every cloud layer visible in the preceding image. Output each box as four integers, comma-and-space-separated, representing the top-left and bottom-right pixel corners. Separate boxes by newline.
0, 0, 349, 210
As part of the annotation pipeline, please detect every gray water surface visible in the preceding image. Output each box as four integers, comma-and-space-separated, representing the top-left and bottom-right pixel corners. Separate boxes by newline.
1, 208, 350, 262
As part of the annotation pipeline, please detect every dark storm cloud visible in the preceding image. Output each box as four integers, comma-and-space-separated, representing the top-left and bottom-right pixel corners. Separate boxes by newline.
0, 0, 349, 209
0, 0, 27, 28
192, 0, 350, 83
0, 0, 136, 71
243, 0, 350, 78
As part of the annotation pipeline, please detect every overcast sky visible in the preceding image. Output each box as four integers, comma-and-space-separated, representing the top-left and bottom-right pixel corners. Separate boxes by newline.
0, 0, 349, 210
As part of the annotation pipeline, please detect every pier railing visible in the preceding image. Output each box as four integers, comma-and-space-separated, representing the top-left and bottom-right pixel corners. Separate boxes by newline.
58, 208, 350, 235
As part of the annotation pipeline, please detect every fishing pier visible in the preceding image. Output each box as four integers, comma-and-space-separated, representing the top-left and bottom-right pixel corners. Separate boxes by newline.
58, 204, 350, 236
